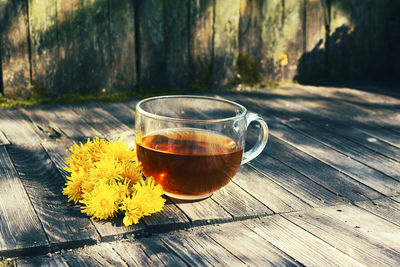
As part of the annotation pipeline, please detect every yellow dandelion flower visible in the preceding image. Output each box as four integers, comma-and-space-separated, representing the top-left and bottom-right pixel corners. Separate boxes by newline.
62, 168, 88, 204
90, 155, 123, 185
80, 183, 119, 220
106, 139, 137, 164
277, 53, 288, 67
65, 142, 94, 173
115, 181, 132, 200
120, 162, 142, 186
87, 136, 108, 162
121, 177, 165, 226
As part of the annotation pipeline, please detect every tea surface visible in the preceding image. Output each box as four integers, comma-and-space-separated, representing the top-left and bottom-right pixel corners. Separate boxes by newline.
136, 129, 243, 198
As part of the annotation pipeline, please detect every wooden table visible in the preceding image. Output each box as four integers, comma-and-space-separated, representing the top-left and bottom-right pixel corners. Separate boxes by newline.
1, 85, 400, 266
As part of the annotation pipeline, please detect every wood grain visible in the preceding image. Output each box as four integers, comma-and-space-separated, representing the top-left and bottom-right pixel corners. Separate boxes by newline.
16, 254, 68, 267
109, 0, 136, 92
28, 0, 58, 95
7, 144, 99, 249
284, 208, 400, 266
232, 164, 311, 213
262, 135, 382, 202
26, 105, 103, 142
103, 241, 152, 266
259, 0, 305, 82
212, 0, 239, 87
0, 146, 48, 257
249, 138, 342, 207
271, 122, 400, 196
72, 103, 133, 141
307, 119, 400, 162
62, 241, 128, 266
313, 203, 400, 252
138, 236, 188, 266
189, 0, 214, 88
173, 197, 233, 226
355, 198, 400, 228
0, 109, 41, 145
0, 0, 31, 96
245, 216, 363, 266
99, 101, 137, 131
57, 0, 110, 94
0, 130, 9, 145
142, 198, 191, 230
136, 0, 165, 90
206, 221, 302, 266
160, 229, 247, 266
210, 180, 274, 219
287, 119, 400, 181
164, 0, 189, 89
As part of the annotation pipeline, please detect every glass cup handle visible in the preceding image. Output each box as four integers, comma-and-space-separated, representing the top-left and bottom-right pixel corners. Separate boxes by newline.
242, 113, 269, 165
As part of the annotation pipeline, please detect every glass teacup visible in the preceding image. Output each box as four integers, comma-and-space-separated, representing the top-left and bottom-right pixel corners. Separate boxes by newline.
135, 95, 268, 200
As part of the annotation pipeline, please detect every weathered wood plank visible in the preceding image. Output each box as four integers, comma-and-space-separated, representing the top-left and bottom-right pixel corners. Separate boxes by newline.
41, 139, 74, 178
238, 0, 263, 79
15, 254, 69, 267
296, 0, 326, 83
109, 0, 136, 92
7, 144, 99, 249
142, 198, 191, 230
61, 242, 128, 266
56, 0, 110, 93
16, 254, 68, 267
308, 85, 400, 106
355, 124, 400, 150
137, 0, 165, 90
0, 130, 9, 145
26, 105, 103, 142
392, 195, 400, 203
0, 109, 41, 145
233, 164, 311, 213
262, 135, 382, 202
99, 102, 137, 131
172, 197, 233, 226
271, 122, 400, 196
245, 216, 363, 266
355, 198, 400, 228
189, 0, 214, 89
308, 119, 400, 162
284, 208, 400, 266
313, 203, 400, 252
28, 0, 58, 95
0, 0, 31, 97
160, 229, 247, 266
0, 146, 49, 257
138, 236, 188, 266
212, 0, 239, 87
164, 0, 189, 89
206, 222, 302, 266
249, 137, 343, 207
259, 0, 305, 82
72, 103, 133, 141
272, 85, 400, 128
210, 180, 274, 219
104, 241, 152, 266
287, 119, 400, 181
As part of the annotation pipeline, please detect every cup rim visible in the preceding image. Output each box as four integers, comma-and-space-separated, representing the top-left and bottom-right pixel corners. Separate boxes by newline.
136, 95, 248, 123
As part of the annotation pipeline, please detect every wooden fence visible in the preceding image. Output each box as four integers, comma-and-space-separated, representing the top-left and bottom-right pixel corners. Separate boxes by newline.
0, 0, 398, 97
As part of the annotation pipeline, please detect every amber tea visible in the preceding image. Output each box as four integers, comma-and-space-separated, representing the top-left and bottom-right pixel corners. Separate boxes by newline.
136, 129, 243, 198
